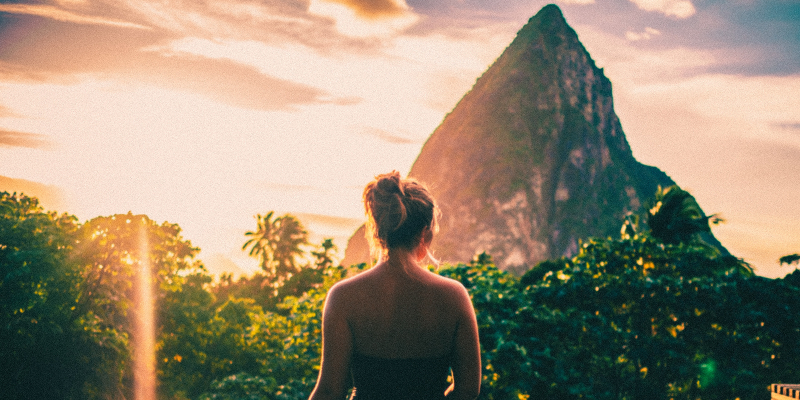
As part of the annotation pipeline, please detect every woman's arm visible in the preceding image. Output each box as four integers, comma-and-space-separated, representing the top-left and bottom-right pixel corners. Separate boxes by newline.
447, 284, 481, 400
309, 284, 353, 400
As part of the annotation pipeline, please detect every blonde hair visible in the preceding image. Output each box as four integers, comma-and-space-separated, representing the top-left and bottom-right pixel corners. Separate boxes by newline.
363, 171, 439, 261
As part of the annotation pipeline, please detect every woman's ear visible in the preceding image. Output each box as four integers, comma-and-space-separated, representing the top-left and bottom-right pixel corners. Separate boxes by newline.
421, 227, 433, 247
415, 227, 433, 261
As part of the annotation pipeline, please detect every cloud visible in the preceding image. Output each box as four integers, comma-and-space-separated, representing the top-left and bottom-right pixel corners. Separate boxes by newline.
308, 0, 419, 38
0, 3, 151, 29
317, 0, 412, 18
294, 212, 364, 228
628, 0, 695, 18
0, 12, 342, 110
324, 96, 363, 106
576, 25, 715, 85
773, 122, 800, 134
120, 53, 336, 111
118, 0, 381, 53
360, 127, 417, 144
627, 0, 695, 18
54, 0, 91, 6
0, 12, 165, 77
0, 62, 45, 82
625, 26, 660, 41
0, 130, 55, 149
0, 105, 19, 118
0, 0, 384, 87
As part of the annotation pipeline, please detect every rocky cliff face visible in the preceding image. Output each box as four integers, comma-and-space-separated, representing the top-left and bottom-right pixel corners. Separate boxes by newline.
343, 5, 678, 271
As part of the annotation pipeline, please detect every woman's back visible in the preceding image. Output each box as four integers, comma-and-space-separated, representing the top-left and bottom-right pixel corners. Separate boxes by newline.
333, 261, 472, 399
340, 263, 462, 359
308, 171, 480, 400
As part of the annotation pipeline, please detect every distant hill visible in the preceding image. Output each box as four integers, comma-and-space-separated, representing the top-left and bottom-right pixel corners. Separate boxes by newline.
0, 175, 66, 212
344, 5, 720, 271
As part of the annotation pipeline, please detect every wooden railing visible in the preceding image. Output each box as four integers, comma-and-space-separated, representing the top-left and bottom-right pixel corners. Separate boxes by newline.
772, 384, 800, 400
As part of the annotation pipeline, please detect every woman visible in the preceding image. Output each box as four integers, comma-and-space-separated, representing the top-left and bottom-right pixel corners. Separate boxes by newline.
309, 171, 481, 400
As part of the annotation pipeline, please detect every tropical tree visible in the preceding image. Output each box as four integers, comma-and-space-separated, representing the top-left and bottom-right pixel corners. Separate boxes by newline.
780, 253, 800, 288
456, 229, 791, 399
272, 215, 309, 276
71, 212, 203, 398
779, 253, 800, 267
310, 238, 337, 272
72, 212, 201, 331
242, 212, 309, 289
243, 211, 278, 272
0, 192, 129, 399
275, 239, 339, 305
173, 246, 351, 400
645, 185, 721, 246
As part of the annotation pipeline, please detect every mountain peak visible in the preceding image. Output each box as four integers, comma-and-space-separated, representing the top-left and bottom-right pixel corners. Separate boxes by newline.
532, 4, 567, 29
510, 4, 573, 48
343, 5, 706, 271
539, 3, 564, 17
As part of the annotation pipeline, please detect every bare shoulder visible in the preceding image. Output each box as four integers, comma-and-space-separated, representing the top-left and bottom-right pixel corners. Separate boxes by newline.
326, 273, 361, 300
426, 269, 466, 289
325, 268, 377, 302
425, 270, 471, 302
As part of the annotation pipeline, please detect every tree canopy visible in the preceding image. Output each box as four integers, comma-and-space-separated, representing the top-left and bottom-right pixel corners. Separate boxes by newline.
243, 212, 309, 290
2, 189, 798, 400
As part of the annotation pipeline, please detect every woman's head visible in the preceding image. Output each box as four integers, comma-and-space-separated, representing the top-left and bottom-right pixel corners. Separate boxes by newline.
363, 171, 439, 256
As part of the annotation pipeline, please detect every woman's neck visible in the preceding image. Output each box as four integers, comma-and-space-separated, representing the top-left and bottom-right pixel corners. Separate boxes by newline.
379, 247, 424, 275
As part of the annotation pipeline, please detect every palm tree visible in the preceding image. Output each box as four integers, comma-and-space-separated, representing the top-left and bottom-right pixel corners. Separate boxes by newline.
645, 185, 721, 246
243, 212, 309, 288
271, 214, 309, 279
780, 254, 800, 267
243, 211, 277, 272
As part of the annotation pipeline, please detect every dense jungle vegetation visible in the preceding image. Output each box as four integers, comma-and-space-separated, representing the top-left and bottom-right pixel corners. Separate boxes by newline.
1, 187, 799, 400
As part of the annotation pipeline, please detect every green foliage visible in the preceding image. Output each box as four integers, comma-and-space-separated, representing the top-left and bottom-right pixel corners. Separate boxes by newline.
212, 273, 275, 312
438, 253, 528, 399
222, 215, 338, 314
219, 236, 339, 313
73, 213, 201, 333
74, 213, 202, 398
5, 192, 798, 400
166, 268, 347, 400
158, 272, 218, 399
243, 212, 309, 290
779, 253, 800, 267
0, 192, 127, 399
310, 238, 337, 272
491, 231, 796, 400
646, 185, 721, 247
160, 233, 353, 400
1, 193, 205, 399
434, 218, 793, 400
198, 373, 278, 400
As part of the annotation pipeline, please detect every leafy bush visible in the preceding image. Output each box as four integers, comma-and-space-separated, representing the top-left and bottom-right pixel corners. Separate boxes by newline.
437, 233, 800, 399
5, 192, 797, 400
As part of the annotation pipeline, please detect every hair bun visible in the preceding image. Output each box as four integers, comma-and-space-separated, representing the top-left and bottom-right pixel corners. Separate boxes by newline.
372, 171, 407, 233
375, 171, 404, 196
363, 171, 438, 255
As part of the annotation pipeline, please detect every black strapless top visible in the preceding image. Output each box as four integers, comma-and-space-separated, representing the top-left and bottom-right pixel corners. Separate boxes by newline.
349, 353, 451, 400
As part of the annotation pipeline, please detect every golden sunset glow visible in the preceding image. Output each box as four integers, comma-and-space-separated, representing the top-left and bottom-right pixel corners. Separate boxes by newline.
1, 0, 798, 278
308, 0, 418, 37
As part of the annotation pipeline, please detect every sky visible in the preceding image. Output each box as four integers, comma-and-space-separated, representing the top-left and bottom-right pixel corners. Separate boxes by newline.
1, 0, 798, 278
